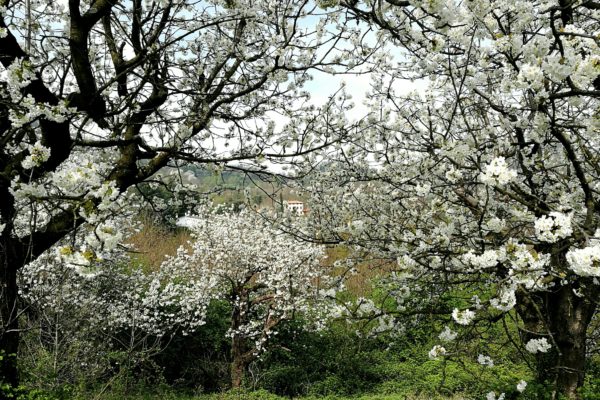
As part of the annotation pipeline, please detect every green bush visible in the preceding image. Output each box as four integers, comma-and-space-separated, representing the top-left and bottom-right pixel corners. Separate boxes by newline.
581, 355, 600, 400
153, 300, 232, 393
257, 320, 394, 396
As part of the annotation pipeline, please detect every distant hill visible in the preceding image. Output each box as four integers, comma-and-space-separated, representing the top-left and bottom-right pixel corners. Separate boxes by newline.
178, 166, 305, 210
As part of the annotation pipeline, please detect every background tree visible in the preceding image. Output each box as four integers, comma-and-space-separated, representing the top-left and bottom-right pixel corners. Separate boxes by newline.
302, 0, 600, 398
164, 208, 329, 389
0, 0, 373, 390
18, 246, 212, 393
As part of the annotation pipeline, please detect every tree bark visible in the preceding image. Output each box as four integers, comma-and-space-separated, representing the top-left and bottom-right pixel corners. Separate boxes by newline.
518, 282, 597, 400
230, 335, 246, 390
0, 248, 19, 394
545, 284, 595, 399
0, 174, 20, 394
230, 300, 247, 389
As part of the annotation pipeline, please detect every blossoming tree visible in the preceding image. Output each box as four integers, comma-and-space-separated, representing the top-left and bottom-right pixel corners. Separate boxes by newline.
0, 0, 369, 388
304, 0, 600, 398
164, 208, 328, 388
18, 248, 213, 386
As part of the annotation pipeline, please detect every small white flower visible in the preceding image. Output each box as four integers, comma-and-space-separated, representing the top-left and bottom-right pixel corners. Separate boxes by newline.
452, 308, 475, 325
445, 167, 463, 183
486, 392, 505, 400
462, 250, 500, 270
477, 354, 494, 367
490, 286, 516, 312
428, 345, 447, 360
517, 380, 527, 393
519, 63, 545, 90
415, 183, 431, 196
567, 242, 600, 277
485, 217, 506, 233
525, 337, 552, 354
439, 326, 458, 342
21, 141, 51, 169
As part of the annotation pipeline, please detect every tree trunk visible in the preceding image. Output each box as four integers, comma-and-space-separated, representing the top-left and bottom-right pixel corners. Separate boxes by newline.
230, 334, 246, 390
518, 282, 596, 399
545, 284, 595, 399
230, 290, 248, 389
0, 250, 19, 393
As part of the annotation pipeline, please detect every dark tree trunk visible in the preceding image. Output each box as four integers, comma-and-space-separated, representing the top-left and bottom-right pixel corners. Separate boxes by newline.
545, 284, 595, 399
0, 248, 19, 393
0, 178, 20, 395
230, 334, 246, 390
518, 282, 597, 400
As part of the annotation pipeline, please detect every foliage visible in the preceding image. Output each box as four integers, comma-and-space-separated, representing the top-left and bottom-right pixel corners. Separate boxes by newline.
255, 296, 532, 398
153, 300, 232, 393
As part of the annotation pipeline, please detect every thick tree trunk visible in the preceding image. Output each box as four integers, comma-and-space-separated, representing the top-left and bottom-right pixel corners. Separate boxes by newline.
518, 283, 596, 400
545, 284, 595, 399
0, 251, 19, 393
230, 335, 246, 390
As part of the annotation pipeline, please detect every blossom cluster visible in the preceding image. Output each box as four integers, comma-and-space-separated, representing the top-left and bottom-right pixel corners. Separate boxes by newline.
525, 338, 552, 354
452, 308, 475, 325
21, 141, 51, 170
567, 245, 600, 277
428, 345, 447, 360
20, 251, 212, 338
534, 212, 573, 243
480, 157, 517, 186
566, 231, 600, 277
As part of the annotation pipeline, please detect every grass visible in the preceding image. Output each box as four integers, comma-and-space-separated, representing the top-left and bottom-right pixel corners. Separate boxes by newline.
127, 217, 192, 273
60, 390, 472, 400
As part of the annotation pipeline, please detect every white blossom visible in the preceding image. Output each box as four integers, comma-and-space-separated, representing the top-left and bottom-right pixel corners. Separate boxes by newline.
490, 285, 517, 312
428, 345, 447, 360
525, 338, 552, 354
445, 167, 463, 183
518, 63, 545, 90
438, 326, 458, 342
165, 208, 330, 354
480, 157, 517, 186
21, 141, 51, 169
477, 354, 494, 367
485, 217, 506, 233
534, 212, 573, 243
567, 239, 600, 277
486, 392, 505, 400
452, 308, 475, 325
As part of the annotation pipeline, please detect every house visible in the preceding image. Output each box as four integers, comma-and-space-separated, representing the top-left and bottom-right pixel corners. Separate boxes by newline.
284, 200, 305, 215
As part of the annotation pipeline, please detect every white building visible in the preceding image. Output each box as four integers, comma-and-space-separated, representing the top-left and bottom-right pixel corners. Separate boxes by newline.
284, 200, 305, 215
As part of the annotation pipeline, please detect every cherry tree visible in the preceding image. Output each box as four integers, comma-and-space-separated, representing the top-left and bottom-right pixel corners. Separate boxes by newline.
164, 208, 328, 388
0, 0, 373, 389
302, 0, 600, 398
18, 247, 213, 388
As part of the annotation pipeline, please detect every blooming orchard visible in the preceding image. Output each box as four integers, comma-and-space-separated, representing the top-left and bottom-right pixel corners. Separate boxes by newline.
1, 0, 599, 397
